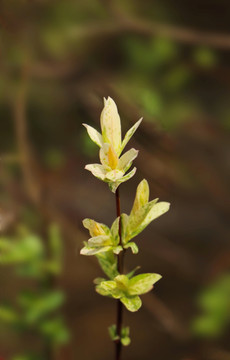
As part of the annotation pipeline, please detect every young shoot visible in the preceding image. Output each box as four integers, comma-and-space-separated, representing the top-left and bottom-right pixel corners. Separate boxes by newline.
81, 97, 170, 360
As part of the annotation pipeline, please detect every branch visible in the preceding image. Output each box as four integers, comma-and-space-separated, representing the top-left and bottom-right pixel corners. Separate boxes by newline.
122, 17, 230, 50
57, 18, 230, 50
142, 293, 190, 340
13, 66, 41, 205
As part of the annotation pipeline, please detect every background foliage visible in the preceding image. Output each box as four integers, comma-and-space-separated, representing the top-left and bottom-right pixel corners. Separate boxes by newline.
0, 0, 230, 359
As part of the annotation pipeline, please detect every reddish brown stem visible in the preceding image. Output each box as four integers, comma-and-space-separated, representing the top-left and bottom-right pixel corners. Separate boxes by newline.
115, 187, 124, 360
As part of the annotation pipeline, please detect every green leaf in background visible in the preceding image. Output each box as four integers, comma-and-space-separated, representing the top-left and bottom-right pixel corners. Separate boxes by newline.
163, 66, 192, 93
192, 274, 230, 337
44, 149, 65, 170
123, 37, 178, 71
139, 88, 163, 117
47, 223, 63, 275
0, 305, 19, 324
39, 317, 70, 345
12, 355, 41, 360
0, 234, 44, 265
19, 291, 65, 325
193, 47, 218, 68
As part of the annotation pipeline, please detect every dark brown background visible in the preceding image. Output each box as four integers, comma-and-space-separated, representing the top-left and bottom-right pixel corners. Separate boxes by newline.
0, 0, 230, 359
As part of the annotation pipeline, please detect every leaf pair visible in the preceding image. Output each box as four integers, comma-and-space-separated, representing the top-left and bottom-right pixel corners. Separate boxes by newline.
121, 179, 170, 246
109, 325, 131, 346
96, 273, 162, 312
80, 179, 170, 257
84, 97, 142, 192
80, 218, 122, 255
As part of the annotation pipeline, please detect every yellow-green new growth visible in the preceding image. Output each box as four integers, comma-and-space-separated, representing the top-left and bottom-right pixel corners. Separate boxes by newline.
121, 179, 170, 248
80, 179, 170, 256
96, 273, 162, 312
81, 96, 171, 353
80, 218, 122, 256
83, 97, 142, 192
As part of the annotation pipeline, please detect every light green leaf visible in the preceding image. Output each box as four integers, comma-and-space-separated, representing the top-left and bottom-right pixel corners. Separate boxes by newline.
127, 199, 169, 240
96, 251, 118, 279
120, 296, 142, 312
118, 148, 138, 172
96, 285, 112, 297
88, 235, 111, 247
108, 167, 137, 193
121, 336, 131, 346
83, 218, 110, 237
128, 273, 162, 295
139, 201, 170, 233
83, 123, 103, 147
80, 245, 112, 256
130, 179, 150, 217
85, 164, 106, 180
126, 266, 141, 279
121, 326, 131, 346
113, 245, 123, 255
121, 118, 142, 153
121, 326, 130, 337
124, 242, 139, 254
100, 97, 122, 154
106, 169, 124, 181
97, 280, 116, 292
93, 277, 106, 285
108, 324, 119, 341
115, 275, 129, 290
111, 217, 120, 245
127, 199, 158, 238
108, 325, 130, 345
120, 213, 129, 244
96, 280, 123, 299
118, 167, 137, 183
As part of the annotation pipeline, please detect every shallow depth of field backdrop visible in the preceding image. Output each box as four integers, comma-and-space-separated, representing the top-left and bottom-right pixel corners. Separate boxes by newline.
0, 1, 230, 360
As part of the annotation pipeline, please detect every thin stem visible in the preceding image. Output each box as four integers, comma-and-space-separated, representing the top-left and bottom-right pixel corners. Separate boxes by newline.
115, 187, 124, 360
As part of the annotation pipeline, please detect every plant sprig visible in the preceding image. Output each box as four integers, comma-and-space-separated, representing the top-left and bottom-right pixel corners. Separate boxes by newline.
81, 97, 170, 360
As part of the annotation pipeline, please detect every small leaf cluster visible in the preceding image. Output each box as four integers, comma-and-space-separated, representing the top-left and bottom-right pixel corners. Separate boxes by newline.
84, 97, 142, 193
109, 324, 130, 346
0, 224, 69, 358
96, 273, 162, 312
81, 97, 170, 345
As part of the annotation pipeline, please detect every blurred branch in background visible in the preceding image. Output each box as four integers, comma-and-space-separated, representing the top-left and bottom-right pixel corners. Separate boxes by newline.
2, 3, 230, 49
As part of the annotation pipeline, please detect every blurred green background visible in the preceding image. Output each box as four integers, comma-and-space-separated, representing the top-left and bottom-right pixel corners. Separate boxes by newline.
0, 0, 230, 359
